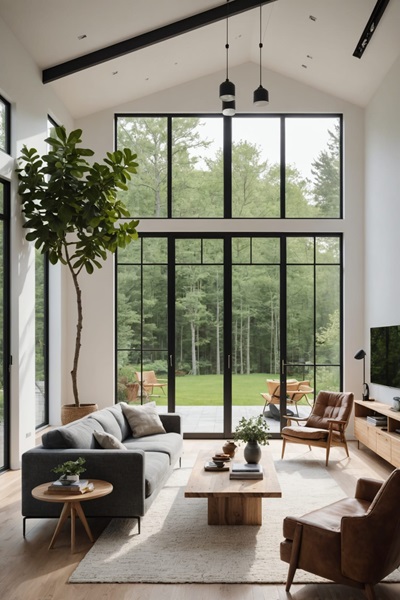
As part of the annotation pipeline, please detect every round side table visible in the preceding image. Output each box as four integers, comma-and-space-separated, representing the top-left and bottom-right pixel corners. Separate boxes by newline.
31, 479, 113, 553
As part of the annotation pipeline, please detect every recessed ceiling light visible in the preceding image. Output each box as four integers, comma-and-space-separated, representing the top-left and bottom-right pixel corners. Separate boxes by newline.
112, 71, 118, 76
309, 15, 317, 22
301, 64, 307, 69
307, 54, 313, 59
77, 34, 87, 40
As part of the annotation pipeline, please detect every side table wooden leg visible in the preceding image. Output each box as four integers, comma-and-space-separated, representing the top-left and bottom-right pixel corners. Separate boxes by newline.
74, 501, 94, 543
48, 501, 70, 550
70, 503, 76, 553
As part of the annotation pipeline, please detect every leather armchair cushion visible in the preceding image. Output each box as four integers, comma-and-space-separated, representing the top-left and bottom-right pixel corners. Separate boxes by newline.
283, 497, 372, 540
282, 425, 328, 440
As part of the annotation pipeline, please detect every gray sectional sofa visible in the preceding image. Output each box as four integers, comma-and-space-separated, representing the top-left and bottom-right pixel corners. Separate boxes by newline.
21, 403, 183, 534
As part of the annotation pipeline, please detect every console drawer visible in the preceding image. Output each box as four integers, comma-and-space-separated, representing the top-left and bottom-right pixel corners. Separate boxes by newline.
376, 430, 391, 462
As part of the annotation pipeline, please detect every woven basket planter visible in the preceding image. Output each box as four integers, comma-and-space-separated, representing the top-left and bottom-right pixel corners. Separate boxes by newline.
61, 403, 99, 425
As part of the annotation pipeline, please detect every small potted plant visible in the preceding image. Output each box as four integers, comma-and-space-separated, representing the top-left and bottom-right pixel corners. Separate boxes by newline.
233, 415, 270, 463
51, 457, 86, 482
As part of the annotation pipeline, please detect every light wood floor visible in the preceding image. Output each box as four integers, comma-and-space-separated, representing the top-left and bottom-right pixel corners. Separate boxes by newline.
1, 439, 399, 600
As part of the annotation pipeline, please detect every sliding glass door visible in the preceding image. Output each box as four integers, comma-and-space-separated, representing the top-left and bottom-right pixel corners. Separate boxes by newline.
116, 234, 342, 437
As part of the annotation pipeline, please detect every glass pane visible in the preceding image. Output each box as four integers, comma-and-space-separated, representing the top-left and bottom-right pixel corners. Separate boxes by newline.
252, 238, 280, 263
142, 237, 167, 264
0, 100, 5, 152
142, 265, 167, 348
316, 366, 340, 391
232, 117, 281, 217
117, 265, 141, 348
316, 265, 340, 364
118, 239, 141, 264
0, 220, 3, 468
287, 265, 314, 365
172, 117, 223, 218
35, 251, 46, 427
316, 237, 340, 263
287, 237, 314, 263
202, 239, 224, 264
232, 238, 250, 264
175, 238, 201, 263
175, 264, 224, 433
286, 117, 341, 218
117, 350, 142, 404
0, 185, 3, 217
232, 264, 280, 428
116, 116, 168, 217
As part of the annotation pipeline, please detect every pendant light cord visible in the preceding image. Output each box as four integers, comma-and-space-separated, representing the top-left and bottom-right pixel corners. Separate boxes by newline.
225, 0, 230, 79
259, 3, 263, 86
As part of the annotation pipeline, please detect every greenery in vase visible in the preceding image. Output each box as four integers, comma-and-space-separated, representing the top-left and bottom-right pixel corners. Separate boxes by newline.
16, 126, 139, 408
51, 457, 86, 477
233, 415, 270, 445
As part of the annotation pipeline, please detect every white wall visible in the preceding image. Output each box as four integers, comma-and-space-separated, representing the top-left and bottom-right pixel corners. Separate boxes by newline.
365, 54, 400, 406
76, 62, 366, 414
0, 15, 73, 468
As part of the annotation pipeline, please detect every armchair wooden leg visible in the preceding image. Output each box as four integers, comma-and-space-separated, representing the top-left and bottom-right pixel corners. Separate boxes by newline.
364, 583, 376, 600
281, 438, 286, 459
285, 523, 303, 592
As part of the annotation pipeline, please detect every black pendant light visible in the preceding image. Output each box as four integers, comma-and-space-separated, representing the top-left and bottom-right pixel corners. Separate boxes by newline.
222, 100, 236, 117
253, 3, 269, 107
219, 0, 235, 102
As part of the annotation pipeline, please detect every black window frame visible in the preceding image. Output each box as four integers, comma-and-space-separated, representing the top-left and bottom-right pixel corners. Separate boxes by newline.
115, 113, 343, 220
0, 177, 10, 471
0, 95, 11, 155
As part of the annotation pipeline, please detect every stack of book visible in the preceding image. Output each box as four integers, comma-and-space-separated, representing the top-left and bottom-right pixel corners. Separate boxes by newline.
367, 415, 387, 427
229, 462, 263, 480
47, 479, 94, 495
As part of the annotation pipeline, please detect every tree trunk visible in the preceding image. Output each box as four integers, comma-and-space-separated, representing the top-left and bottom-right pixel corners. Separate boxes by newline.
246, 314, 251, 374
65, 247, 82, 407
191, 321, 197, 375
216, 272, 220, 375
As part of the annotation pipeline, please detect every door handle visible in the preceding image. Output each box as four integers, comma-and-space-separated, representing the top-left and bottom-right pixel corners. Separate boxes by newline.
169, 354, 173, 367
228, 355, 231, 369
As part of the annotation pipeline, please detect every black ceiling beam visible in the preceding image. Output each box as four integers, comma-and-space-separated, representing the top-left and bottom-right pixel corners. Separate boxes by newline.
43, 0, 277, 84
353, 0, 391, 59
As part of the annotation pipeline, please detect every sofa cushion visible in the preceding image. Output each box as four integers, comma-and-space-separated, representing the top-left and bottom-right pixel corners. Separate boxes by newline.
93, 430, 127, 450
121, 402, 166, 438
42, 417, 100, 449
124, 432, 182, 465
144, 451, 170, 497
88, 409, 124, 441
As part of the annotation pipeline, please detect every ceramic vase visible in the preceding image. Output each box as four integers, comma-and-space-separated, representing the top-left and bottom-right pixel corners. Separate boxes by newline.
222, 440, 237, 458
244, 440, 262, 464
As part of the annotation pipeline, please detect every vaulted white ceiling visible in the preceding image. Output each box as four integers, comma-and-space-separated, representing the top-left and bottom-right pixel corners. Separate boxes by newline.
1, 0, 399, 118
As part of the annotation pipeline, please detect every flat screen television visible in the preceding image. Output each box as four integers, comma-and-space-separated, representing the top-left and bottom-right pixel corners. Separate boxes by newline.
370, 325, 400, 388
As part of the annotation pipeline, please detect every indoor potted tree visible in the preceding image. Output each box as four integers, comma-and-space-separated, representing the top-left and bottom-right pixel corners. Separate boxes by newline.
233, 415, 271, 463
17, 126, 139, 423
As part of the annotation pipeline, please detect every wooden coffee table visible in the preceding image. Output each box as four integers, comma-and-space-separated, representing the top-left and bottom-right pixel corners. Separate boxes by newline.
184, 449, 281, 526
31, 479, 113, 552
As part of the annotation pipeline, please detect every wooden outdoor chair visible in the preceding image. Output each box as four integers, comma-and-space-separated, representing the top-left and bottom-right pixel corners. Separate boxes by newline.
281, 390, 354, 466
135, 370, 167, 399
260, 379, 299, 416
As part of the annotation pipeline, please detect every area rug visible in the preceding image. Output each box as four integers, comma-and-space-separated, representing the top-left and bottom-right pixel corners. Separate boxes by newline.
69, 452, 400, 584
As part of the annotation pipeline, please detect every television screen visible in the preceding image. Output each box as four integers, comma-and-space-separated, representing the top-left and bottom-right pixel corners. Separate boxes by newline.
370, 325, 400, 388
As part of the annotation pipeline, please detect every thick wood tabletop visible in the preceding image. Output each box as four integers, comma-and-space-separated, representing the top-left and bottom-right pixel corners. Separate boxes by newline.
184, 448, 282, 499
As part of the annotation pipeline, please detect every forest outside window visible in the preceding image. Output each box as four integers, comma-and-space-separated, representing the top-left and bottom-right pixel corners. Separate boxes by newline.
116, 114, 342, 219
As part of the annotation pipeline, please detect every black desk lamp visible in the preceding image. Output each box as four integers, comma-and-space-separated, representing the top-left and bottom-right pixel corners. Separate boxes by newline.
354, 349, 370, 401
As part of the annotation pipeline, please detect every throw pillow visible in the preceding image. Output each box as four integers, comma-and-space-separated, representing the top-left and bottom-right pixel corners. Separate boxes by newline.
121, 401, 166, 438
93, 430, 127, 450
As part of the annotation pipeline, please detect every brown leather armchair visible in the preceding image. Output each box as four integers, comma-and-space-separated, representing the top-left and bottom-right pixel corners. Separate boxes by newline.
280, 469, 400, 600
281, 390, 354, 466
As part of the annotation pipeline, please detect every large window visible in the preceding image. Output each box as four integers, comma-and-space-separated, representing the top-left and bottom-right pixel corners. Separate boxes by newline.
0, 179, 10, 470
115, 114, 342, 219
0, 96, 10, 154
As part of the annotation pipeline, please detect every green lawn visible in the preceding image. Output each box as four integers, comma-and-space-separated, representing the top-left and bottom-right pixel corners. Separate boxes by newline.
147, 373, 313, 406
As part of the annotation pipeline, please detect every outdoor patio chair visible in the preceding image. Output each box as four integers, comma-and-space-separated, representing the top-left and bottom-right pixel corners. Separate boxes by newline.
260, 379, 299, 416
135, 370, 167, 399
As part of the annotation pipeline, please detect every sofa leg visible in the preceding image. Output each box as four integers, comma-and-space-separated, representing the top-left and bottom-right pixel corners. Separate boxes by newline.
137, 517, 141, 534
23, 517, 27, 538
